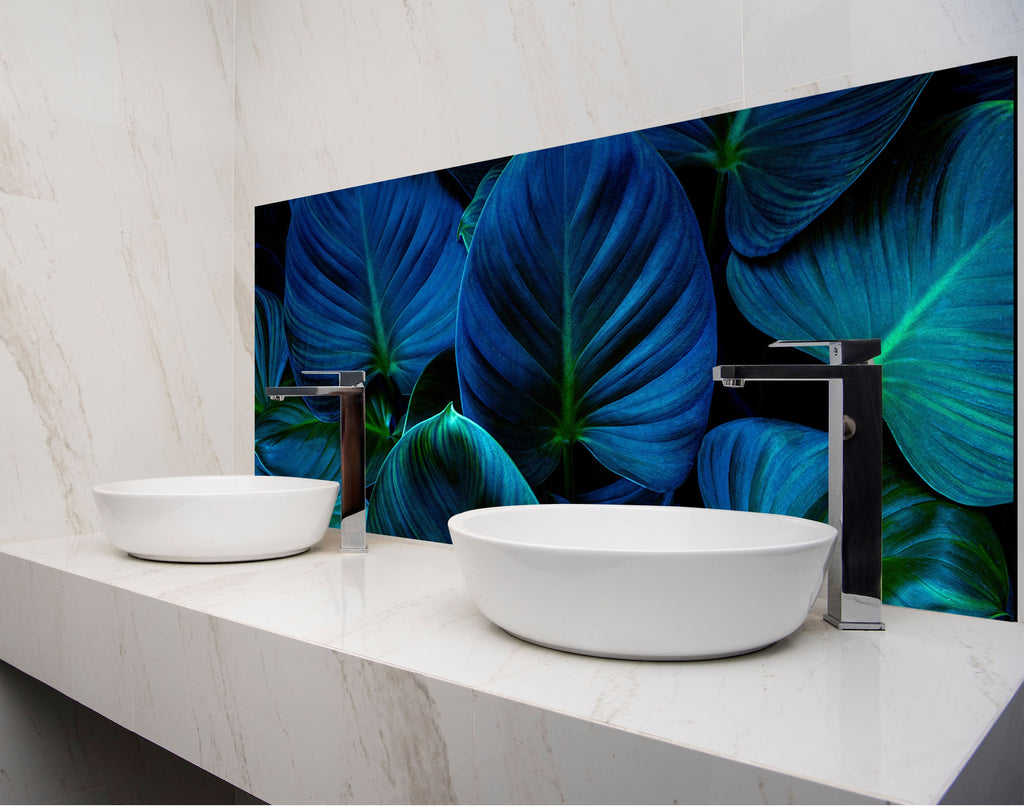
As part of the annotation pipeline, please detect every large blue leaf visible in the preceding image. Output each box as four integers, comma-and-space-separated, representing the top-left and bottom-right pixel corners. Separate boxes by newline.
367, 404, 537, 543
254, 287, 290, 414
697, 417, 1011, 618
644, 74, 929, 256
284, 172, 466, 420
728, 102, 1014, 506
697, 418, 827, 520
255, 398, 342, 524
457, 132, 716, 493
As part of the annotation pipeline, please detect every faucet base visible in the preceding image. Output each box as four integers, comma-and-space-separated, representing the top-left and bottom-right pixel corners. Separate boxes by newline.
823, 614, 886, 631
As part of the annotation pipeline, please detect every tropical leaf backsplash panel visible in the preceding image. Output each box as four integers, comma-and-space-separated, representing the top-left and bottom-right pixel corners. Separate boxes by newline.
255, 57, 1016, 620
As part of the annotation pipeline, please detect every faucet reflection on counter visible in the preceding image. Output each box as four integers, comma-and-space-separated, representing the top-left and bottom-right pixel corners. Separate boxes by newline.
266, 370, 367, 553
713, 339, 884, 631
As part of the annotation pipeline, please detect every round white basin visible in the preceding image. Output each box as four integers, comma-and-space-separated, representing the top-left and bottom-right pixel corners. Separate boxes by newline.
448, 504, 837, 661
93, 475, 339, 562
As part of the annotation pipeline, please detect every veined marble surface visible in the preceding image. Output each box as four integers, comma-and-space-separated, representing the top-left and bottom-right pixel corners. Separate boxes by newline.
0, 530, 1022, 804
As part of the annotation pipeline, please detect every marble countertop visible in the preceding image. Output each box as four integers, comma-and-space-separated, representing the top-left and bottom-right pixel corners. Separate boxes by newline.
1, 530, 1022, 804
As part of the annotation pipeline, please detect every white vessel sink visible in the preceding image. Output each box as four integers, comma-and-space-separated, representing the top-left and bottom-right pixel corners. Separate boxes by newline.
93, 475, 339, 562
448, 504, 837, 660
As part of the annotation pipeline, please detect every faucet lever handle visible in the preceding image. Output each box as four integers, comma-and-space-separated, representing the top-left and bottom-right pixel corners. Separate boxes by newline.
769, 339, 881, 365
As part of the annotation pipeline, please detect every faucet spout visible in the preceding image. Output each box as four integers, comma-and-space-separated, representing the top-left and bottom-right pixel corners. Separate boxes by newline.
713, 339, 884, 630
265, 371, 367, 553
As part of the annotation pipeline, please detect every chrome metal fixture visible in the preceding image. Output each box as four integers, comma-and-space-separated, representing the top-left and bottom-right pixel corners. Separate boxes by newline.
265, 371, 367, 553
713, 339, 884, 630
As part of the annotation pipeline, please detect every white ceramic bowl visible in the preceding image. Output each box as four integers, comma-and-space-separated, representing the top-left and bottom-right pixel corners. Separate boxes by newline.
93, 475, 339, 562
448, 504, 837, 660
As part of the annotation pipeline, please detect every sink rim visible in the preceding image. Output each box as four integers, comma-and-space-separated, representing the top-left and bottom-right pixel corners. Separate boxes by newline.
448, 503, 837, 555
93, 474, 339, 497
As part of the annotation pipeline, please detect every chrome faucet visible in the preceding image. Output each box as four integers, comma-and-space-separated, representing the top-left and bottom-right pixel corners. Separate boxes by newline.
265, 371, 367, 553
713, 340, 884, 630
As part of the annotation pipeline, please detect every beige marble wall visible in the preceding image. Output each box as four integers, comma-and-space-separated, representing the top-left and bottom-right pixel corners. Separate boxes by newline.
1, 0, 235, 542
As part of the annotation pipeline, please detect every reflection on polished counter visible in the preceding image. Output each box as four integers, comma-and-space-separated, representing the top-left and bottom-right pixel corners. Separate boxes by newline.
0, 530, 1021, 804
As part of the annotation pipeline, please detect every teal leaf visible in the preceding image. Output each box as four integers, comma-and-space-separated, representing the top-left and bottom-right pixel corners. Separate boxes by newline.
644, 74, 929, 256
283, 172, 466, 420
457, 162, 505, 251
254, 287, 290, 414
882, 460, 1010, 619
255, 398, 342, 524
697, 417, 1011, 618
727, 102, 1014, 506
698, 418, 827, 521
457, 132, 716, 493
367, 404, 537, 543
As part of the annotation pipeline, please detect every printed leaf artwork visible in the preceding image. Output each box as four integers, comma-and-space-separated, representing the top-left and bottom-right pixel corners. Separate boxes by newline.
255, 398, 342, 523
643, 75, 930, 256
283, 172, 466, 421
728, 101, 1014, 507
255, 287, 290, 414
697, 418, 1011, 618
367, 405, 538, 543
457, 132, 716, 494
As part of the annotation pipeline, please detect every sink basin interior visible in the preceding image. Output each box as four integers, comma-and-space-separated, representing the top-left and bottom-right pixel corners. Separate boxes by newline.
94, 475, 339, 563
448, 504, 837, 661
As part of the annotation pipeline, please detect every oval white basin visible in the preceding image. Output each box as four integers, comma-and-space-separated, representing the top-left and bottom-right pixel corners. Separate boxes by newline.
93, 475, 339, 562
448, 504, 837, 661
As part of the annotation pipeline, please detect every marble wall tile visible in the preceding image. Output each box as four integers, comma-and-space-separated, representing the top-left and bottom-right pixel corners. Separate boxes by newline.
234, 0, 744, 213
0, 0, 234, 228
1, 0, 236, 541
0, 194, 233, 539
742, 0, 1024, 104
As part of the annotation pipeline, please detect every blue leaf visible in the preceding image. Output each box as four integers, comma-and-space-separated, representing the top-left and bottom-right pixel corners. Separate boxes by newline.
698, 418, 827, 520
457, 132, 716, 493
254, 287, 290, 413
283, 172, 466, 421
367, 404, 537, 543
727, 102, 1014, 506
644, 74, 930, 256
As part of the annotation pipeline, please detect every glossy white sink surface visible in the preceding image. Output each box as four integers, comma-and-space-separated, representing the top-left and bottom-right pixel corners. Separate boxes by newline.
93, 475, 338, 562
448, 504, 837, 660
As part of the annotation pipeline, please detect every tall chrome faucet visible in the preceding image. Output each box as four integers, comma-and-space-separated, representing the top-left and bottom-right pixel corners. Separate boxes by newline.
713, 340, 884, 630
265, 371, 367, 553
